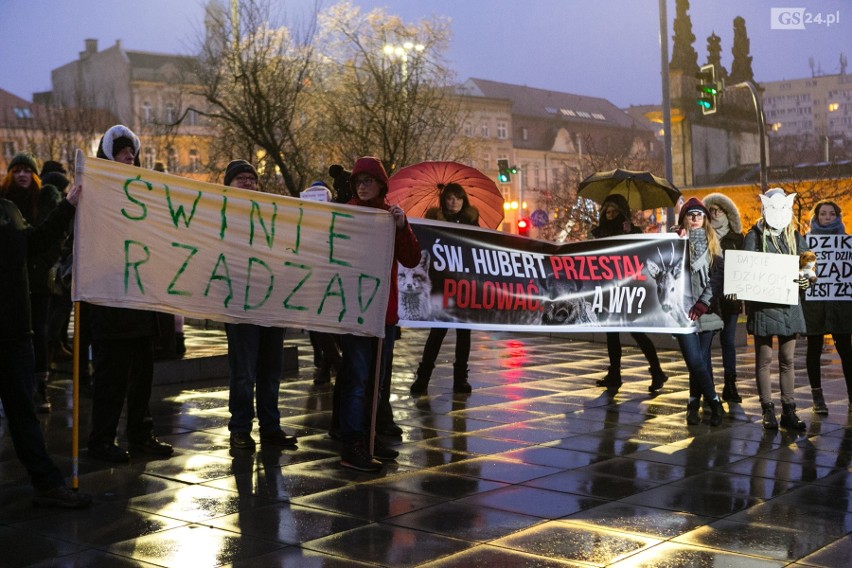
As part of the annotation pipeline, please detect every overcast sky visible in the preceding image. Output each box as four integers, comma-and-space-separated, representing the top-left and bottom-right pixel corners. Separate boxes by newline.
1, 0, 848, 108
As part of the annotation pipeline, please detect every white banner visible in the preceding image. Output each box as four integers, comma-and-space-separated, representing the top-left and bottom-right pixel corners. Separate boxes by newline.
73, 157, 395, 337
805, 234, 852, 301
724, 250, 799, 305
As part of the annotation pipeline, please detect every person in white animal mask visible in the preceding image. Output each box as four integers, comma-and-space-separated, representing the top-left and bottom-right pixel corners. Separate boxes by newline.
743, 187, 811, 431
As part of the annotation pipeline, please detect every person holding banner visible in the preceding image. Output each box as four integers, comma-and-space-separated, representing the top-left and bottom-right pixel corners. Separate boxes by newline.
671, 198, 726, 426
704, 193, 745, 403
410, 183, 479, 395
222, 159, 298, 451
337, 156, 421, 472
743, 187, 811, 430
86, 125, 174, 462
0, 181, 91, 508
589, 194, 668, 395
803, 200, 852, 414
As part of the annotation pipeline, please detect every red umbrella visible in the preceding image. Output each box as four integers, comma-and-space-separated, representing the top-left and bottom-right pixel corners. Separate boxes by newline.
387, 161, 505, 229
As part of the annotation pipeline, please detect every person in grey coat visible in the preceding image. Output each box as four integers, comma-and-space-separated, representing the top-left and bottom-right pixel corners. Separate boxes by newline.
802, 199, 852, 414
743, 187, 811, 430
670, 198, 725, 426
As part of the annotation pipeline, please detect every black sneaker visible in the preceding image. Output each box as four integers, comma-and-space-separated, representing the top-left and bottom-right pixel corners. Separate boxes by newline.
33, 485, 92, 509
129, 436, 174, 457
229, 431, 256, 450
373, 440, 399, 461
648, 367, 669, 393
341, 441, 383, 472
260, 429, 298, 447
88, 442, 129, 463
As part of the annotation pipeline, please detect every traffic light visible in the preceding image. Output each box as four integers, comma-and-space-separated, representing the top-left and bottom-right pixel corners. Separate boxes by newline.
497, 159, 511, 183
696, 63, 719, 115
517, 217, 530, 237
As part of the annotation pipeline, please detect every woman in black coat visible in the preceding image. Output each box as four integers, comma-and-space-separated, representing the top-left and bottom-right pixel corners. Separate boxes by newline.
589, 194, 668, 396
410, 183, 478, 395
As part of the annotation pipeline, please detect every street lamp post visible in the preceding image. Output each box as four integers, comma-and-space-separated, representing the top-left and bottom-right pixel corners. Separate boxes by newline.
382, 42, 425, 81
726, 81, 768, 193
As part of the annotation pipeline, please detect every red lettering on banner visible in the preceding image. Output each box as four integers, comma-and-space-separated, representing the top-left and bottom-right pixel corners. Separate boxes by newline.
549, 255, 646, 282
443, 277, 541, 313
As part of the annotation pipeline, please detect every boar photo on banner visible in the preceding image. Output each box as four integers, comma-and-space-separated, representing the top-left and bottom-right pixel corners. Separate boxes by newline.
399, 219, 696, 334
73, 156, 396, 338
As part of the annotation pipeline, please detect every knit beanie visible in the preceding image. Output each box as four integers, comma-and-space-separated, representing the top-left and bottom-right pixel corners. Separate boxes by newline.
224, 160, 258, 186
9, 152, 38, 172
349, 157, 389, 196
41, 172, 70, 193
678, 197, 709, 226
40, 160, 67, 177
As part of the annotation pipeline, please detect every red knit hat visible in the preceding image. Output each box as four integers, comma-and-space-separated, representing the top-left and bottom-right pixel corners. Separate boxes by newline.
678, 196, 709, 226
350, 157, 389, 196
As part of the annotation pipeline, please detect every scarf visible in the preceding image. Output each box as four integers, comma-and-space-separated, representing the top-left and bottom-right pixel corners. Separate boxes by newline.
809, 216, 846, 235
688, 228, 710, 294
710, 213, 730, 238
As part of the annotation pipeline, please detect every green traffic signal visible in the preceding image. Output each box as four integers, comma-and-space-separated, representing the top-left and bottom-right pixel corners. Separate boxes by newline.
695, 63, 719, 115
498, 172, 510, 183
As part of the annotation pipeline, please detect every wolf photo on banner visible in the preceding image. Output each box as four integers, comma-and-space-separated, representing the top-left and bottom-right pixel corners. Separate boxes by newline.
399, 219, 695, 334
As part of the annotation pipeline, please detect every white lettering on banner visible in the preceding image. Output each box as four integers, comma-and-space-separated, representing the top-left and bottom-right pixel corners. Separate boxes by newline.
400, 220, 695, 334
73, 157, 395, 337
805, 235, 852, 301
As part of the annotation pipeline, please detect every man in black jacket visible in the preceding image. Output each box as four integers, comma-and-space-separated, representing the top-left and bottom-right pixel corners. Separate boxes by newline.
0, 190, 91, 508
85, 125, 174, 462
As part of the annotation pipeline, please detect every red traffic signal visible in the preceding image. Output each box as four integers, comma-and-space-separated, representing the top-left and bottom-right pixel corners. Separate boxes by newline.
517, 217, 530, 237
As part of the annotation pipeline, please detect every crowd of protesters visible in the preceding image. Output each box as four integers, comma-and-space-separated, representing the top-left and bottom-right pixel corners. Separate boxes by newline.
2, 122, 850, 511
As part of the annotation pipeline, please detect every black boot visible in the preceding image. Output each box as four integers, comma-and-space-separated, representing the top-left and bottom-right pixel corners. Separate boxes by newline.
722, 374, 742, 403
686, 399, 700, 425
709, 398, 725, 427
596, 367, 622, 395
811, 388, 828, 415
410, 362, 433, 395
761, 402, 778, 430
648, 366, 669, 393
453, 363, 472, 393
780, 402, 806, 430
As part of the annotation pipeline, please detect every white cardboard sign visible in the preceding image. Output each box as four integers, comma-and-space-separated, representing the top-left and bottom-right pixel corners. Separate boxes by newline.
724, 250, 800, 305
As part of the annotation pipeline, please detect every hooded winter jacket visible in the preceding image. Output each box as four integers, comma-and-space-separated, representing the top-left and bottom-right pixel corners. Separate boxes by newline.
743, 222, 808, 336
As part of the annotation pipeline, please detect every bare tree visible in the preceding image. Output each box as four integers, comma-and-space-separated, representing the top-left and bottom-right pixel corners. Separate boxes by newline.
193, 0, 320, 195
536, 132, 664, 242
315, 1, 468, 172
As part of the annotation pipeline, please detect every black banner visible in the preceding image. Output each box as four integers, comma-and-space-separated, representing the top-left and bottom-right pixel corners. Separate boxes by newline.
398, 219, 695, 334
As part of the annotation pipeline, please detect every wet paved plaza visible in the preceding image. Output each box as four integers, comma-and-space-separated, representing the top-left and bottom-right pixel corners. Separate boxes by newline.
2, 327, 851, 567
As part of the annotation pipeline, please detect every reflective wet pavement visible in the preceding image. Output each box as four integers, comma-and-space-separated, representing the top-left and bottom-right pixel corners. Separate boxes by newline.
2, 328, 851, 567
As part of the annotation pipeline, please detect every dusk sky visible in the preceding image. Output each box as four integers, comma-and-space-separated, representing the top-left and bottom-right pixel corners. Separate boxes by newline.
1, 0, 849, 108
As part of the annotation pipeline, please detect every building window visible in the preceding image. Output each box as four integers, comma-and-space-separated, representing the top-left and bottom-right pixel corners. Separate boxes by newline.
188, 149, 199, 172
464, 122, 473, 137
522, 127, 528, 141
143, 148, 155, 169
480, 123, 489, 138
142, 101, 153, 123
497, 121, 507, 139
13, 107, 33, 119
2, 141, 16, 157
165, 103, 176, 124
828, 102, 839, 112
168, 148, 179, 172
186, 109, 198, 126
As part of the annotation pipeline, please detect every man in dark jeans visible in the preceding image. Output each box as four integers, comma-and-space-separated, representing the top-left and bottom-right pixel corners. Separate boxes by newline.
0, 188, 91, 508
222, 160, 298, 451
